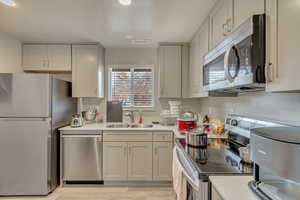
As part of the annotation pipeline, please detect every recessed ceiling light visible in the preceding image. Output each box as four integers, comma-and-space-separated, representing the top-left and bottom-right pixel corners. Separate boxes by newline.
0, 0, 16, 7
118, 0, 131, 6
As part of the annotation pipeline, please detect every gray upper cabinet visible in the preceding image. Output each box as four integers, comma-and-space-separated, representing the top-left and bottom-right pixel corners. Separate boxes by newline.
266, 0, 300, 92
22, 44, 71, 72
72, 44, 105, 98
189, 18, 209, 98
233, 0, 265, 29
159, 45, 182, 98
209, 0, 233, 49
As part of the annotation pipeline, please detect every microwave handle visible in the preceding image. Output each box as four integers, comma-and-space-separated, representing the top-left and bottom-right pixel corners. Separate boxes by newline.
224, 45, 240, 83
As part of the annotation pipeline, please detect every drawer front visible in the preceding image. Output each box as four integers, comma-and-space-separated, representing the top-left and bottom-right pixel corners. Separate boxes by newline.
103, 131, 152, 142
61, 130, 101, 135
153, 132, 173, 142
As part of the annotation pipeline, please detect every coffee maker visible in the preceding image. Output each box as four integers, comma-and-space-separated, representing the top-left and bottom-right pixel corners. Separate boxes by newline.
249, 126, 300, 200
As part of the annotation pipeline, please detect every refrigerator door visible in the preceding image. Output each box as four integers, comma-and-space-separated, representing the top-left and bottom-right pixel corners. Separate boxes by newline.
0, 118, 51, 195
0, 73, 51, 118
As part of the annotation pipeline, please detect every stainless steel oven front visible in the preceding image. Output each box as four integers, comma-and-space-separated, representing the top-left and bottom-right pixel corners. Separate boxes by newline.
203, 14, 266, 92
175, 142, 209, 200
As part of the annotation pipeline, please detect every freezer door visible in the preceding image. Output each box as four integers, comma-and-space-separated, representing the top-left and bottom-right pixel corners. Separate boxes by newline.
0, 73, 51, 117
0, 118, 50, 195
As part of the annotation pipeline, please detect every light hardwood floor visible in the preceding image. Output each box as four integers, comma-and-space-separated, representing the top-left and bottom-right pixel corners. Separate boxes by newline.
0, 186, 176, 200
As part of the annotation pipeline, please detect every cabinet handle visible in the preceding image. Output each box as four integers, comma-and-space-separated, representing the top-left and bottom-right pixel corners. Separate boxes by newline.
265, 62, 273, 83
226, 18, 233, 33
47, 60, 50, 68
222, 23, 227, 36
129, 146, 132, 155
124, 146, 127, 156
155, 147, 158, 155
94, 89, 98, 95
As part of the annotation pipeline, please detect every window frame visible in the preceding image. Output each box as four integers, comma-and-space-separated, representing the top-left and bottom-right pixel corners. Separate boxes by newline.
108, 65, 155, 110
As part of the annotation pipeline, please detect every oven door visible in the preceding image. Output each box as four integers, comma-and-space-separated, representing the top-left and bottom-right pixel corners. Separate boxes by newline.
203, 45, 240, 91
175, 144, 209, 200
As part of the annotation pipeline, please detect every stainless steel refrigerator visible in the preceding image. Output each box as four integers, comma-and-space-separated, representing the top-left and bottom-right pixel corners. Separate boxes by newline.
0, 73, 76, 196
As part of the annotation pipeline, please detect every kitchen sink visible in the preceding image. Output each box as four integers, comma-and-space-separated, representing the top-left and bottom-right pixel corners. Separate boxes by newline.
106, 123, 154, 128
130, 124, 154, 128
106, 123, 129, 128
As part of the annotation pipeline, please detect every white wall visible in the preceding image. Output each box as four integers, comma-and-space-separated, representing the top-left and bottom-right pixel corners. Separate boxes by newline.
199, 92, 300, 126
0, 32, 22, 73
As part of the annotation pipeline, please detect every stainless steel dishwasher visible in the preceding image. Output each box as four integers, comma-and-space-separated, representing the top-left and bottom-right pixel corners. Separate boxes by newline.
62, 130, 102, 182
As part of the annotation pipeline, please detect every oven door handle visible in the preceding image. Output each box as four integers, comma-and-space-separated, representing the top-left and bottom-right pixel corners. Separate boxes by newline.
224, 45, 240, 83
175, 146, 201, 191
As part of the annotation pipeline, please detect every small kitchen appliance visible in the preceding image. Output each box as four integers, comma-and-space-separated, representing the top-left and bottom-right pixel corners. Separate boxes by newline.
249, 126, 300, 200
186, 129, 207, 148
203, 14, 266, 93
71, 114, 84, 128
177, 118, 197, 131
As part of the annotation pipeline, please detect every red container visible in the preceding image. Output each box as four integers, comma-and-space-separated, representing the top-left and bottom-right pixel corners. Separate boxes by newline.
177, 118, 197, 131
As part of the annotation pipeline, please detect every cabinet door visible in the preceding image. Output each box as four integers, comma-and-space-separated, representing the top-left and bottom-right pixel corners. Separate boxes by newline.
22, 44, 48, 71
153, 142, 173, 181
127, 142, 153, 181
266, 0, 300, 92
189, 18, 209, 98
72, 45, 101, 97
210, 0, 233, 48
233, 0, 265, 29
48, 45, 71, 71
103, 142, 127, 181
159, 46, 182, 98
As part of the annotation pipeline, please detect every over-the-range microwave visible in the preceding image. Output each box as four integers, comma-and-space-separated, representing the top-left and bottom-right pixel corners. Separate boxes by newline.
203, 14, 266, 93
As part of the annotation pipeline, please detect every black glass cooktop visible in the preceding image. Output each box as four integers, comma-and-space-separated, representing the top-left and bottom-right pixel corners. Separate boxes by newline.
176, 138, 244, 177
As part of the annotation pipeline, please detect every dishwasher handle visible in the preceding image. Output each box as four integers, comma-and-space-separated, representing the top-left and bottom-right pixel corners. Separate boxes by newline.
62, 134, 102, 140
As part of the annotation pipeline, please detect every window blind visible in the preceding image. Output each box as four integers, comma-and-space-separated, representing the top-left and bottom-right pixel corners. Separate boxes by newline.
109, 67, 153, 107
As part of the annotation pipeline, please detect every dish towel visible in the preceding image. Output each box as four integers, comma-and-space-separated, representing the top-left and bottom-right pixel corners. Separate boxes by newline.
172, 147, 187, 200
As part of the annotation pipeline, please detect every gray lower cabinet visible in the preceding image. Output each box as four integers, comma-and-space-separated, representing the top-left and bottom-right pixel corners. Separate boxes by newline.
103, 131, 173, 182
103, 142, 128, 181
127, 142, 153, 181
153, 142, 173, 181
103, 141, 153, 181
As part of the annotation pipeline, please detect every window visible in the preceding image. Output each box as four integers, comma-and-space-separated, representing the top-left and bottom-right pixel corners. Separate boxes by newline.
108, 66, 154, 108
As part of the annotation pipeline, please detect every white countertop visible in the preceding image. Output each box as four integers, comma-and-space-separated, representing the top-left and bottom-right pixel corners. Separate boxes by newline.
210, 176, 259, 200
59, 123, 228, 139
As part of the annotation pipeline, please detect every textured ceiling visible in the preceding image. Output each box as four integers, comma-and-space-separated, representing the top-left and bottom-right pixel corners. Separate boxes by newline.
0, 0, 217, 47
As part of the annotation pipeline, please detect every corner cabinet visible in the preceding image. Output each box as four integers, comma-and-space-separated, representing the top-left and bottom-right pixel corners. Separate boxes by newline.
266, 0, 300, 92
72, 44, 105, 98
189, 18, 209, 98
22, 44, 71, 72
158, 45, 183, 98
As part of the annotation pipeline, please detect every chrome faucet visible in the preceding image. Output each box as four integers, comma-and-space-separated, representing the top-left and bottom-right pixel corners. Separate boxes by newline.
125, 110, 135, 124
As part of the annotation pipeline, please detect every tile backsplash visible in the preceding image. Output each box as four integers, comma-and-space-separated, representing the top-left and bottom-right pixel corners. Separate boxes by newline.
199, 91, 300, 126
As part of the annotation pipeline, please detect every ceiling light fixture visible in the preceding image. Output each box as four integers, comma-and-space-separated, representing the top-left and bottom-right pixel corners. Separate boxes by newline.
0, 0, 16, 7
118, 0, 131, 6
